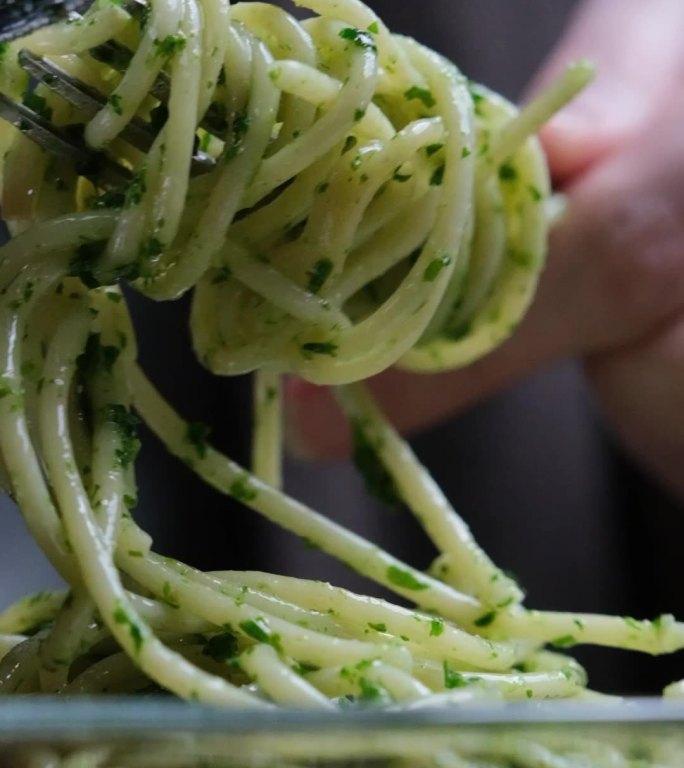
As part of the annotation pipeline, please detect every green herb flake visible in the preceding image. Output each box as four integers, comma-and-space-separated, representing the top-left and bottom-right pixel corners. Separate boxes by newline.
105, 404, 140, 469
367, 21, 380, 34
430, 164, 445, 186
127, 550, 144, 558
358, 677, 389, 704
508, 249, 535, 269
307, 258, 334, 294
108, 93, 123, 115
423, 254, 452, 282
368, 622, 387, 633
498, 162, 518, 182
461, 147, 472, 158
154, 33, 187, 58
293, 661, 321, 675
404, 86, 436, 109
186, 421, 211, 459
528, 184, 543, 202
230, 475, 258, 503
443, 662, 471, 690
425, 143, 443, 157
125, 171, 146, 208
204, 631, 238, 663
474, 611, 497, 628
161, 581, 180, 609
354, 108, 366, 122
342, 135, 358, 155
140, 236, 164, 261
551, 635, 577, 649
386, 566, 428, 592
430, 619, 445, 637
113, 602, 145, 653
351, 420, 402, 510
239, 618, 283, 652
301, 341, 338, 359
338, 27, 377, 52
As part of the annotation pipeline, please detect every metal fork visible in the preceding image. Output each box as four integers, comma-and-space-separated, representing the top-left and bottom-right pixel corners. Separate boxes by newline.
0, 0, 221, 188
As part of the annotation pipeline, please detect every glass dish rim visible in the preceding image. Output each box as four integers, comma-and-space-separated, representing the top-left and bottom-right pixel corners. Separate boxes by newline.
1, 697, 684, 741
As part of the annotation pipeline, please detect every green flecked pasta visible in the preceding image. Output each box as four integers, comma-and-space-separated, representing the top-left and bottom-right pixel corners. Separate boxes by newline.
2, 0, 682, 731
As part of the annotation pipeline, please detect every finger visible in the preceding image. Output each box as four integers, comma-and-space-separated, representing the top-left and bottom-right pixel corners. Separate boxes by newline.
586, 313, 684, 502
285, 95, 684, 460
529, 0, 684, 184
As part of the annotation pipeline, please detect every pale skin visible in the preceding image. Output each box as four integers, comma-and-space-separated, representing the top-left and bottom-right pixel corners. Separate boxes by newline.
285, 0, 684, 502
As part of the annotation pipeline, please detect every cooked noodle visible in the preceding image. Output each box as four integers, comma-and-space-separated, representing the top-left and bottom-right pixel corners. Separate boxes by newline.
1, 0, 682, 722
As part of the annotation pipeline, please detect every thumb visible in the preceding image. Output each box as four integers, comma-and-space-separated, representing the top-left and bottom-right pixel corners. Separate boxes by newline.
529, 0, 684, 184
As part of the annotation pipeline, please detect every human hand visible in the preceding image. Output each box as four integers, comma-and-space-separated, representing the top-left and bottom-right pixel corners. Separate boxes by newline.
285, 0, 684, 500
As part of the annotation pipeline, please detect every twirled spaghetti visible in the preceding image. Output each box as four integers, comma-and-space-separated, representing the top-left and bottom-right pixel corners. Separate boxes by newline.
1, 0, 682, 718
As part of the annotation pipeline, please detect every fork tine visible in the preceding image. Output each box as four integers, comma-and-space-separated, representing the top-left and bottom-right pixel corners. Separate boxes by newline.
19, 49, 157, 153
88, 42, 227, 139
89, 42, 169, 102
16, 50, 216, 175
0, 92, 131, 187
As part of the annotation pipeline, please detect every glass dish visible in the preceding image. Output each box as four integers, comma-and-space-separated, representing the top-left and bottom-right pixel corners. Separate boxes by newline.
1, 698, 684, 766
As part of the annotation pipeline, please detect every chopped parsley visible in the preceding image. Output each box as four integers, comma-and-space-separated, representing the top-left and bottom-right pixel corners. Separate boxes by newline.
404, 86, 436, 109
474, 611, 497, 629
367, 21, 380, 34
430, 164, 445, 186
551, 635, 577, 649
443, 661, 471, 689
358, 677, 390, 704
351, 420, 402, 510
386, 566, 428, 592
301, 341, 338, 359
80, 333, 121, 374
230, 475, 258, 503
105, 404, 141, 470
203, 631, 238, 663
113, 602, 145, 653
430, 619, 445, 637
423, 254, 452, 282
108, 93, 123, 115
338, 27, 377, 52
125, 171, 146, 208
498, 162, 518, 182
154, 33, 187, 58
306, 258, 334, 294
239, 618, 283, 652
368, 622, 387, 633
185, 421, 211, 459
425, 143, 443, 157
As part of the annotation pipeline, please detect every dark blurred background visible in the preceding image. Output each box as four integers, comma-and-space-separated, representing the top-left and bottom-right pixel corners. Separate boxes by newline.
2, 0, 684, 695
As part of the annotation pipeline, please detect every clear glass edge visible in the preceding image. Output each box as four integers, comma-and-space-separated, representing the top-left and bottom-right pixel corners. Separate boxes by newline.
1, 698, 684, 740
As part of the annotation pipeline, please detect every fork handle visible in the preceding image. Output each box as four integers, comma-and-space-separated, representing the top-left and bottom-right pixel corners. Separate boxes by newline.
0, 0, 90, 44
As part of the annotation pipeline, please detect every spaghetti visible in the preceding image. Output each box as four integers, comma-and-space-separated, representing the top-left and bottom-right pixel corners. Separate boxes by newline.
0, 0, 682, 717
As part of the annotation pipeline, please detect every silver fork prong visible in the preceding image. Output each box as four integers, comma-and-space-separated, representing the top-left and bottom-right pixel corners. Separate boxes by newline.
88, 42, 228, 140
0, 92, 131, 187
18, 49, 217, 174
18, 49, 157, 154
89, 42, 169, 102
